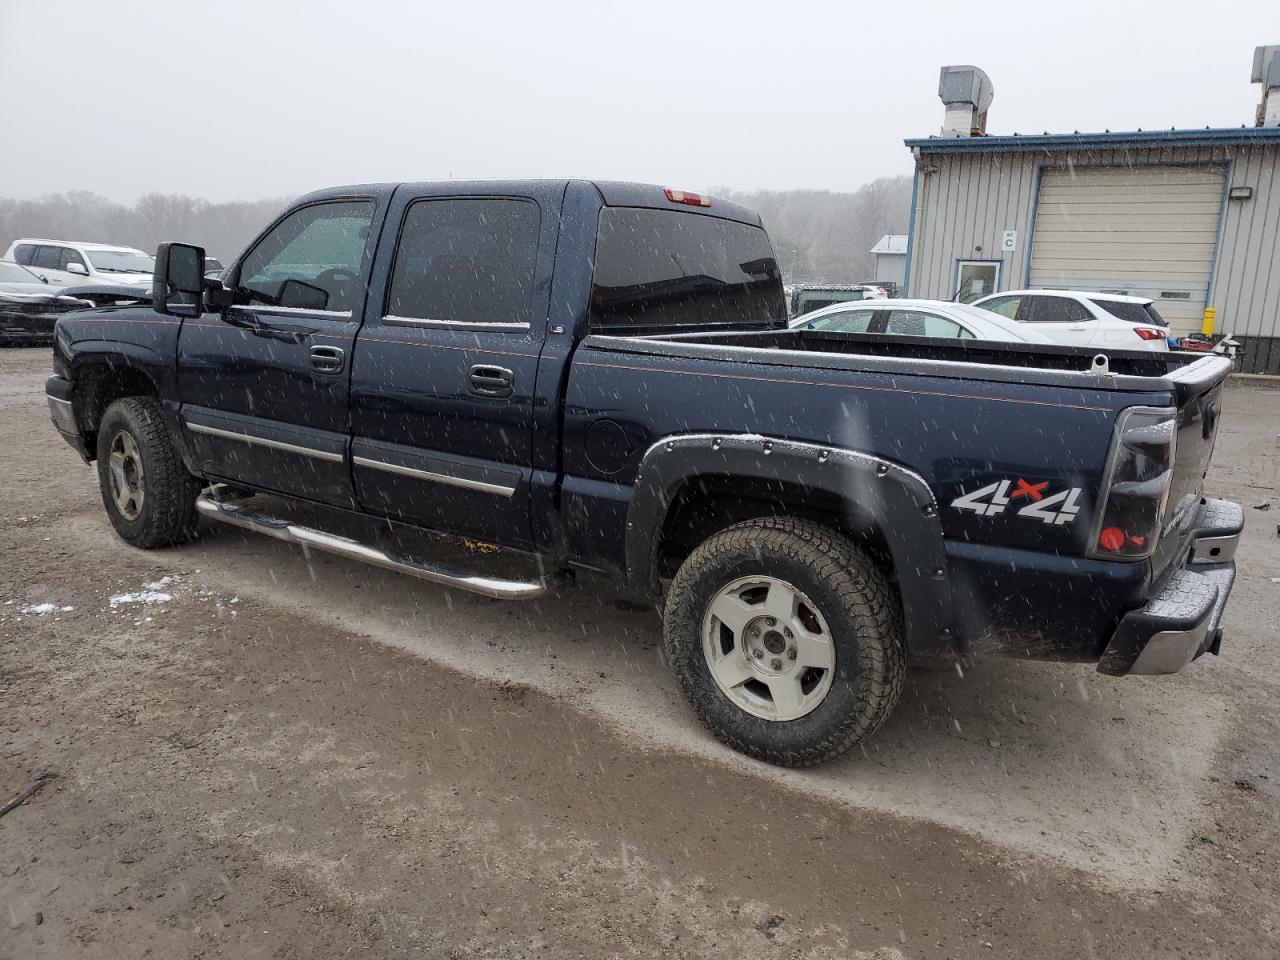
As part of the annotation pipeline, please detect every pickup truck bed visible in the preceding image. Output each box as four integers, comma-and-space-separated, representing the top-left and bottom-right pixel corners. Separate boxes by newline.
44, 178, 1243, 766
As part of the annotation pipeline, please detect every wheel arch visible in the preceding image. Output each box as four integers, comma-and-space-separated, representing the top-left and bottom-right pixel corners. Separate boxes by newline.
625, 433, 956, 655
67, 344, 179, 463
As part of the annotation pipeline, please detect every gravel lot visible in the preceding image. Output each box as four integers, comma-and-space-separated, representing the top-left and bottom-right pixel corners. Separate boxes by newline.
2, 346, 1278, 959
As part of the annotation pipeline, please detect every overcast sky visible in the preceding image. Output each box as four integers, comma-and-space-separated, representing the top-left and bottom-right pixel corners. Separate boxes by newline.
0, 0, 1272, 202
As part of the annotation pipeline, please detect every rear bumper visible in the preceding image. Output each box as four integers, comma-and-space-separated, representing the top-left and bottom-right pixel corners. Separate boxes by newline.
45, 374, 90, 461
1097, 498, 1243, 676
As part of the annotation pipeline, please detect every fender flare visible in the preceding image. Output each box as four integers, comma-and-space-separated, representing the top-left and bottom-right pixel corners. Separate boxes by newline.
623, 433, 956, 655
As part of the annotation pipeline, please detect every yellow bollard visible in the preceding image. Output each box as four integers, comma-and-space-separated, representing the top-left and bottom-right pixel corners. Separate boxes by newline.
1202, 306, 1216, 337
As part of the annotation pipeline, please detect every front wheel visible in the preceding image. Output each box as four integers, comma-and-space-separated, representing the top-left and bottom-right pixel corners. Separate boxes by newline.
663, 517, 904, 767
95, 396, 201, 548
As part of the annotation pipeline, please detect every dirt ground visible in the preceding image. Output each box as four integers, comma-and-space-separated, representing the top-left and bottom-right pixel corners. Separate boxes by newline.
2, 346, 1278, 959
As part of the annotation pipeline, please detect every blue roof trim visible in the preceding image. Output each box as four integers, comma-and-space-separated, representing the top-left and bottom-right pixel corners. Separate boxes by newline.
905, 127, 1280, 154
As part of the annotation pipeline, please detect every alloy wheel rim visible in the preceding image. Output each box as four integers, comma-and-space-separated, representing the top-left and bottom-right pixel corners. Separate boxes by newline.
107, 430, 145, 521
701, 575, 836, 721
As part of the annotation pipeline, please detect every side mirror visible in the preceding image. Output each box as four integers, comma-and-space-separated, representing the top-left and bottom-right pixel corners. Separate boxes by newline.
67, 261, 89, 276
153, 242, 205, 315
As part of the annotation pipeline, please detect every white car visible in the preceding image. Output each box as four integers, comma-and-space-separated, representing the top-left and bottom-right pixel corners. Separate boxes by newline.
788, 298, 1056, 344
971, 290, 1171, 352
4, 238, 155, 288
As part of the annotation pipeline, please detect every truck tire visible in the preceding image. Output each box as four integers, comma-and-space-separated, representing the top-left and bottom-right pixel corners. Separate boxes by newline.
663, 517, 904, 767
95, 397, 201, 548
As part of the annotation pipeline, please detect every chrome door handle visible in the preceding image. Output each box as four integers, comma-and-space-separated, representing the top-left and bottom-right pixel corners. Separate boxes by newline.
469, 364, 513, 398
310, 344, 345, 373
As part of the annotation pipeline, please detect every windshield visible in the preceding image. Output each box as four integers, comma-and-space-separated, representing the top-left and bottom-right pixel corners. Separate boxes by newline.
0, 261, 40, 283
86, 249, 156, 273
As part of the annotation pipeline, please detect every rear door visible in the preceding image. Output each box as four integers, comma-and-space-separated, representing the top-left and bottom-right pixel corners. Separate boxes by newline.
882, 308, 975, 339
30, 245, 73, 285
178, 192, 389, 507
1016, 295, 1099, 346
348, 183, 562, 548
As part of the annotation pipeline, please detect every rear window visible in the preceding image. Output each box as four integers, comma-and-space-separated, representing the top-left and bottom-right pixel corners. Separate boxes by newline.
589, 208, 784, 331
1091, 299, 1167, 327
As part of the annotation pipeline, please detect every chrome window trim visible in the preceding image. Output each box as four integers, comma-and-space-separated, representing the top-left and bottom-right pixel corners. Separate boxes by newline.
233, 304, 354, 319
352, 455, 516, 497
381, 314, 530, 332
186, 422, 344, 462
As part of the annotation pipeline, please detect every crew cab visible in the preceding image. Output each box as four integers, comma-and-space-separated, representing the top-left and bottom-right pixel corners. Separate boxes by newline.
43, 180, 1243, 767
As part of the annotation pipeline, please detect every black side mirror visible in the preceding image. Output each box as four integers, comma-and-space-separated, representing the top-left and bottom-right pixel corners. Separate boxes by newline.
153, 242, 205, 316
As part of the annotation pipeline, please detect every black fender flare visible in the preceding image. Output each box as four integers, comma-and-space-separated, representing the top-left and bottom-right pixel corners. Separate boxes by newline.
623, 433, 956, 655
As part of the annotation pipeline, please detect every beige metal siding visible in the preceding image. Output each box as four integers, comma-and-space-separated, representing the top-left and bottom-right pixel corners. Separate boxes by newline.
1029, 166, 1225, 334
907, 143, 1280, 357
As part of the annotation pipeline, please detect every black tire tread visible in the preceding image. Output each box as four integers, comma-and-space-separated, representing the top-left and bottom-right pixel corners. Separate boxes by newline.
96, 396, 201, 548
663, 516, 905, 767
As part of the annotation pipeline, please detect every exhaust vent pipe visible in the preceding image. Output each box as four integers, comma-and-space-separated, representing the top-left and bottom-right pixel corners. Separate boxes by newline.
1253, 45, 1280, 127
938, 65, 994, 137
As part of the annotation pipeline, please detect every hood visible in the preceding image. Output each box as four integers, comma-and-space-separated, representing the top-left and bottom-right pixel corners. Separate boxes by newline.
0, 280, 61, 297
93, 272, 154, 286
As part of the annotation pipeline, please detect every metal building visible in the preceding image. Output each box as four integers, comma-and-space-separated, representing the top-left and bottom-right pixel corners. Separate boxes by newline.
903, 52, 1280, 373
869, 234, 908, 287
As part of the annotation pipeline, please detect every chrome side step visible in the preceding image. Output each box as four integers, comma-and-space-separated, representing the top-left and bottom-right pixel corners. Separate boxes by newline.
195, 495, 555, 600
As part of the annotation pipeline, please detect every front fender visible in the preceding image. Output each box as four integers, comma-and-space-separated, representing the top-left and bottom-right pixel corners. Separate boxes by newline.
624, 433, 956, 655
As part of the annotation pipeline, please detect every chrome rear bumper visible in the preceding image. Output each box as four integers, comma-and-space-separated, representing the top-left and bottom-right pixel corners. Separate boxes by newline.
1098, 497, 1243, 677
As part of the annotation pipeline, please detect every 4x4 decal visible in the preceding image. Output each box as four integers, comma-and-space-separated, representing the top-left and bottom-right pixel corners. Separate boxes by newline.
950, 479, 1083, 526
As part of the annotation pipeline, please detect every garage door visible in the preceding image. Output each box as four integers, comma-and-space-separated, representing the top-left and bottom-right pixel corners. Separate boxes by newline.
1028, 166, 1225, 335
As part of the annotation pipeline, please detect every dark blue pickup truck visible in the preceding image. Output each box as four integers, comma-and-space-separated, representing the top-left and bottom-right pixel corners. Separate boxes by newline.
44, 179, 1243, 766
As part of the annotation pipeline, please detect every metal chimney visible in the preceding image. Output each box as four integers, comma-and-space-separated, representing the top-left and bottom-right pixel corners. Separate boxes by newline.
938, 65, 994, 137
1253, 45, 1280, 127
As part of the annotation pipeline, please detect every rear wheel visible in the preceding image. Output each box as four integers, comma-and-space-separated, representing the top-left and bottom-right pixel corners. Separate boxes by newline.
95, 397, 201, 548
663, 517, 904, 767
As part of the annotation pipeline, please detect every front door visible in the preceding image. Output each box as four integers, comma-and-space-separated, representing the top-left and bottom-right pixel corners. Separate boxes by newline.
178, 194, 388, 507
349, 185, 560, 548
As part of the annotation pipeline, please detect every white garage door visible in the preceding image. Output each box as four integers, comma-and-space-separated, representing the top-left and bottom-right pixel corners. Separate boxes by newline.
1029, 166, 1225, 335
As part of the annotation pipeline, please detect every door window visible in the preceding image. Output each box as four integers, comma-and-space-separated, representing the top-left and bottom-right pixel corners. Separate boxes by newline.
12, 244, 36, 266
239, 201, 375, 313
802, 309, 875, 333
385, 198, 540, 328
32, 246, 63, 270
884, 310, 974, 338
955, 261, 1000, 303
1025, 296, 1091, 323
979, 296, 1021, 320
59, 247, 87, 270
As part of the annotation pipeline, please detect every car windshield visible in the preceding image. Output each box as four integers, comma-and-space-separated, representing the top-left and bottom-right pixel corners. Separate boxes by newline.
86, 249, 156, 273
0, 261, 40, 282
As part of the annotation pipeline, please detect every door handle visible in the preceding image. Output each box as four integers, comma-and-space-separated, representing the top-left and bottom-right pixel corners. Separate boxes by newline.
310, 344, 345, 373
469, 364, 513, 398
1069, 326, 1089, 331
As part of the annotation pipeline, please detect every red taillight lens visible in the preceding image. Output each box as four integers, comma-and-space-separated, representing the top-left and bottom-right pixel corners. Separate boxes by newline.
663, 188, 712, 207
1133, 326, 1165, 341
1089, 407, 1178, 560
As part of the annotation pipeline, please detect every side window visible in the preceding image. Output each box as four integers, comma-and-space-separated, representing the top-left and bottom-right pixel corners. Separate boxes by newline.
805, 309, 874, 334
13, 244, 35, 266
884, 310, 970, 338
33, 246, 63, 270
239, 201, 374, 312
980, 296, 1020, 320
59, 247, 86, 270
1026, 296, 1089, 323
385, 198, 540, 327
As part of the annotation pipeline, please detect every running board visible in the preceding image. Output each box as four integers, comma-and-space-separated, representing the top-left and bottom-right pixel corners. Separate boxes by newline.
195, 495, 555, 600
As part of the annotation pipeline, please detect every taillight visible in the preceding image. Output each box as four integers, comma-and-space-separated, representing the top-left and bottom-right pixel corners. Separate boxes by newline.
1088, 407, 1178, 560
1133, 326, 1165, 341
663, 188, 712, 207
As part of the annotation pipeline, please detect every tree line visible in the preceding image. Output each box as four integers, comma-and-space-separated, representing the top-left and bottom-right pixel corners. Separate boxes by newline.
1, 176, 913, 283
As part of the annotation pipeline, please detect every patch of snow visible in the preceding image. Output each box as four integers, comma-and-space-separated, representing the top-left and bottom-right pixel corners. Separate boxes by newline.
21, 602, 60, 614
109, 576, 179, 609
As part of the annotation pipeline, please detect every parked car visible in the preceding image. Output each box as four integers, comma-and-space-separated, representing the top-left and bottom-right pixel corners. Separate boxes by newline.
204, 256, 225, 280
972, 290, 1171, 352
789, 298, 1056, 344
45, 180, 1242, 767
790, 283, 887, 317
0, 260, 91, 344
5, 239, 155, 289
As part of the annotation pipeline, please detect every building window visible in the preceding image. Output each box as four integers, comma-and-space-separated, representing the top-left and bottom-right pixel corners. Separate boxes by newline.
955, 260, 1000, 303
